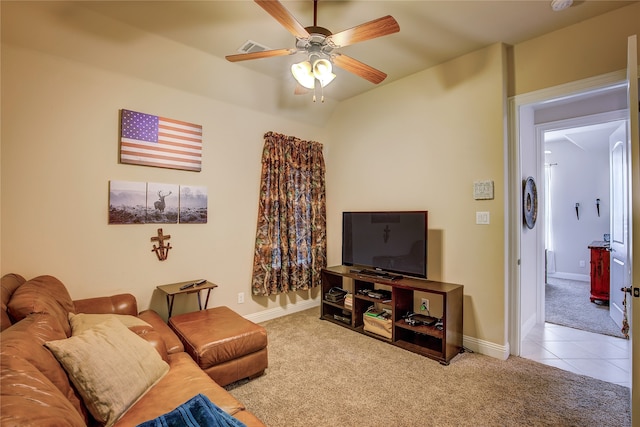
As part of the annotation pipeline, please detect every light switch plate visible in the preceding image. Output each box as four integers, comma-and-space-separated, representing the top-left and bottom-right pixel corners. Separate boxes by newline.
476, 211, 490, 225
474, 180, 494, 200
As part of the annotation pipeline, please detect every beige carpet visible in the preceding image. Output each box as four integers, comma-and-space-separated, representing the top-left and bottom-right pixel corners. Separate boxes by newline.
227, 308, 631, 427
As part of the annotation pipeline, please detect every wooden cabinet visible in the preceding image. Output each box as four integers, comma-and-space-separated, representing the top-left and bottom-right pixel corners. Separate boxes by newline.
588, 241, 610, 303
321, 265, 464, 365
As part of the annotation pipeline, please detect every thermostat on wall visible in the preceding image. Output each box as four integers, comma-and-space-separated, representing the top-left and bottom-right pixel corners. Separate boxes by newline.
473, 180, 494, 200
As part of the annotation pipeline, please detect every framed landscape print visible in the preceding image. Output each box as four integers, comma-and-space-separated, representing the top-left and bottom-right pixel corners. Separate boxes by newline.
147, 182, 179, 224
109, 181, 207, 225
109, 180, 147, 224
179, 185, 208, 224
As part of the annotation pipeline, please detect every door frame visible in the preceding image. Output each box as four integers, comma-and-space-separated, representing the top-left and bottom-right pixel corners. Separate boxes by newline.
508, 35, 638, 422
507, 70, 627, 355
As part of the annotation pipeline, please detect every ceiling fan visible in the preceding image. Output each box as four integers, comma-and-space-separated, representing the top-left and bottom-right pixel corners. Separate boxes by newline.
225, 0, 400, 99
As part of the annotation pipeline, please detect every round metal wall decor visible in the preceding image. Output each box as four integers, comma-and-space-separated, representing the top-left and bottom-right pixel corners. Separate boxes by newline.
523, 176, 538, 229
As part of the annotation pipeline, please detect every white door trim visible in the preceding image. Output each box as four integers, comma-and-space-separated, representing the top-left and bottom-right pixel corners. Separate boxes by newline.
507, 70, 627, 355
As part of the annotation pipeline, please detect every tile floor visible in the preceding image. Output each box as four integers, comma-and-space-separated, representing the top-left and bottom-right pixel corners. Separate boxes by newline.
522, 322, 630, 388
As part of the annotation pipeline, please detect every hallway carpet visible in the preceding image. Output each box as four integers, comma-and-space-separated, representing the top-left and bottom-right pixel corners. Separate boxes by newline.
545, 277, 624, 338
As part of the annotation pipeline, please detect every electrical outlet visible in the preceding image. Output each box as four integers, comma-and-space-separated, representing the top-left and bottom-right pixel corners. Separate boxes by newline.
579, 260, 586, 268
420, 298, 429, 312
237, 292, 245, 304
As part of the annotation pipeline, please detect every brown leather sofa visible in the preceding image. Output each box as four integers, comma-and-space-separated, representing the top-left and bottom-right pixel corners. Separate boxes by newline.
0, 273, 266, 426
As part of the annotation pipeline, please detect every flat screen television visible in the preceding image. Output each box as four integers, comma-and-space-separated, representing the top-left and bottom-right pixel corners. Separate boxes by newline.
342, 211, 427, 279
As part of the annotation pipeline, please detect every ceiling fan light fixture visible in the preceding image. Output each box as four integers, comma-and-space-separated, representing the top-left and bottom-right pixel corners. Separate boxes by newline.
311, 56, 335, 87
291, 54, 336, 91
312, 57, 332, 77
291, 61, 316, 89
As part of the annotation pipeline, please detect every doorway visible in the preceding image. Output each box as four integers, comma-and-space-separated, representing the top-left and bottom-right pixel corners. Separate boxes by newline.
508, 73, 632, 388
541, 115, 627, 339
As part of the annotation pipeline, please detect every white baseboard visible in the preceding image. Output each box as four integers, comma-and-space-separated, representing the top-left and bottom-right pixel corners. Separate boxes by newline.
244, 300, 510, 361
243, 299, 321, 324
547, 272, 589, 282
463, 335, 510, 360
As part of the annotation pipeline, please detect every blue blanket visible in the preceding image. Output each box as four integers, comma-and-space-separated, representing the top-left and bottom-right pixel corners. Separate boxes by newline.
137, 394, 247, 427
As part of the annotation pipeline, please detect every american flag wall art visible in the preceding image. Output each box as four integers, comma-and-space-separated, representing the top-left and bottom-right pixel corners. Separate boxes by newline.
120, 109, 203, 172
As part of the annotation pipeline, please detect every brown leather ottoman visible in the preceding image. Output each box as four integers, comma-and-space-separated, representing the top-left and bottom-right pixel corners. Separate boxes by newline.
168, 306, 268, 387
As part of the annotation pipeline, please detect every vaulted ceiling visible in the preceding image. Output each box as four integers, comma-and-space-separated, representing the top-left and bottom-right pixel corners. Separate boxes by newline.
3, 1, 637, 124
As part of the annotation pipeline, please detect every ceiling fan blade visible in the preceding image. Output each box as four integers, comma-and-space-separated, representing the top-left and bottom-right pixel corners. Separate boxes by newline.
226, 48, 296, 62
333, 54, 387, 85
254, 0, 310, 40
328, 15, 399, 48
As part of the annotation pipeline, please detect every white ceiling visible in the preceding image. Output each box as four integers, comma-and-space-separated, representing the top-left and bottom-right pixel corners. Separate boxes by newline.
541, 83, 629, 151
3, 1, 637, 124
546, 120, 625, 152
78, 0, 636, 99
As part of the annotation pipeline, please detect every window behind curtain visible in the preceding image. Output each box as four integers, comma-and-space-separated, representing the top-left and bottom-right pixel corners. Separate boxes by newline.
251, 131, 326, 296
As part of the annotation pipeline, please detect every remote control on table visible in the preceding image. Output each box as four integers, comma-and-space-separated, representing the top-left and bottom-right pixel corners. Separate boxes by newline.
179, 279, 206, 290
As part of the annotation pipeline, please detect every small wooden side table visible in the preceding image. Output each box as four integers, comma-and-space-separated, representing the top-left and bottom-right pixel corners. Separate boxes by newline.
156, 280, 218, 317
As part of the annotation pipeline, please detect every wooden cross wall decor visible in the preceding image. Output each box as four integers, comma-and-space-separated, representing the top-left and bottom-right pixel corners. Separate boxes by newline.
151, 228, 172, 261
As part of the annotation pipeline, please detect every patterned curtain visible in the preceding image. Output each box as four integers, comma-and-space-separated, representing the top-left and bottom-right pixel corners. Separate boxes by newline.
251, 131, 327, 296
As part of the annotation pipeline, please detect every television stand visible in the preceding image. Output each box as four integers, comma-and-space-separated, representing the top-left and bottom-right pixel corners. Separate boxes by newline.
321, 265, 463, 365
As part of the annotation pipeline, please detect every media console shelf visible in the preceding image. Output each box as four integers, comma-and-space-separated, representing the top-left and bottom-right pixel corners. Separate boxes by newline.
321, 265, 464, 365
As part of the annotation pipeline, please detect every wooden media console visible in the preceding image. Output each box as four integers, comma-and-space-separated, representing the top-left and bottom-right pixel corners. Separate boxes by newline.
321, 265, 464, 365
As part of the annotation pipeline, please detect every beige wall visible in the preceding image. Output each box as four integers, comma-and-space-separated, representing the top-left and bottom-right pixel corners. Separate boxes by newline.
511, 2, 640, 96
1, 43, 325, 320
325, 43, 508, 347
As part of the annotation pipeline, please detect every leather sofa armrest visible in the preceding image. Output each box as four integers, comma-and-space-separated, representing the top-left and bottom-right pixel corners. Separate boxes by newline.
138, 310, 184, 354
130, 327, 170, 363
73, 294, 138, 316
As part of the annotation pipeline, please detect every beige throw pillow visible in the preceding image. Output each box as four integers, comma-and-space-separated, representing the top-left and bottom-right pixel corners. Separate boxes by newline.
45, 317, 169, 427
68, 312, 151, 335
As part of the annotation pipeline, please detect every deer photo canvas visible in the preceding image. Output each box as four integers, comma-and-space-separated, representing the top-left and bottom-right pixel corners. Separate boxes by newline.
147, 182, 179, 224
179, 185, 208, 224
108, 180, 148, 224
